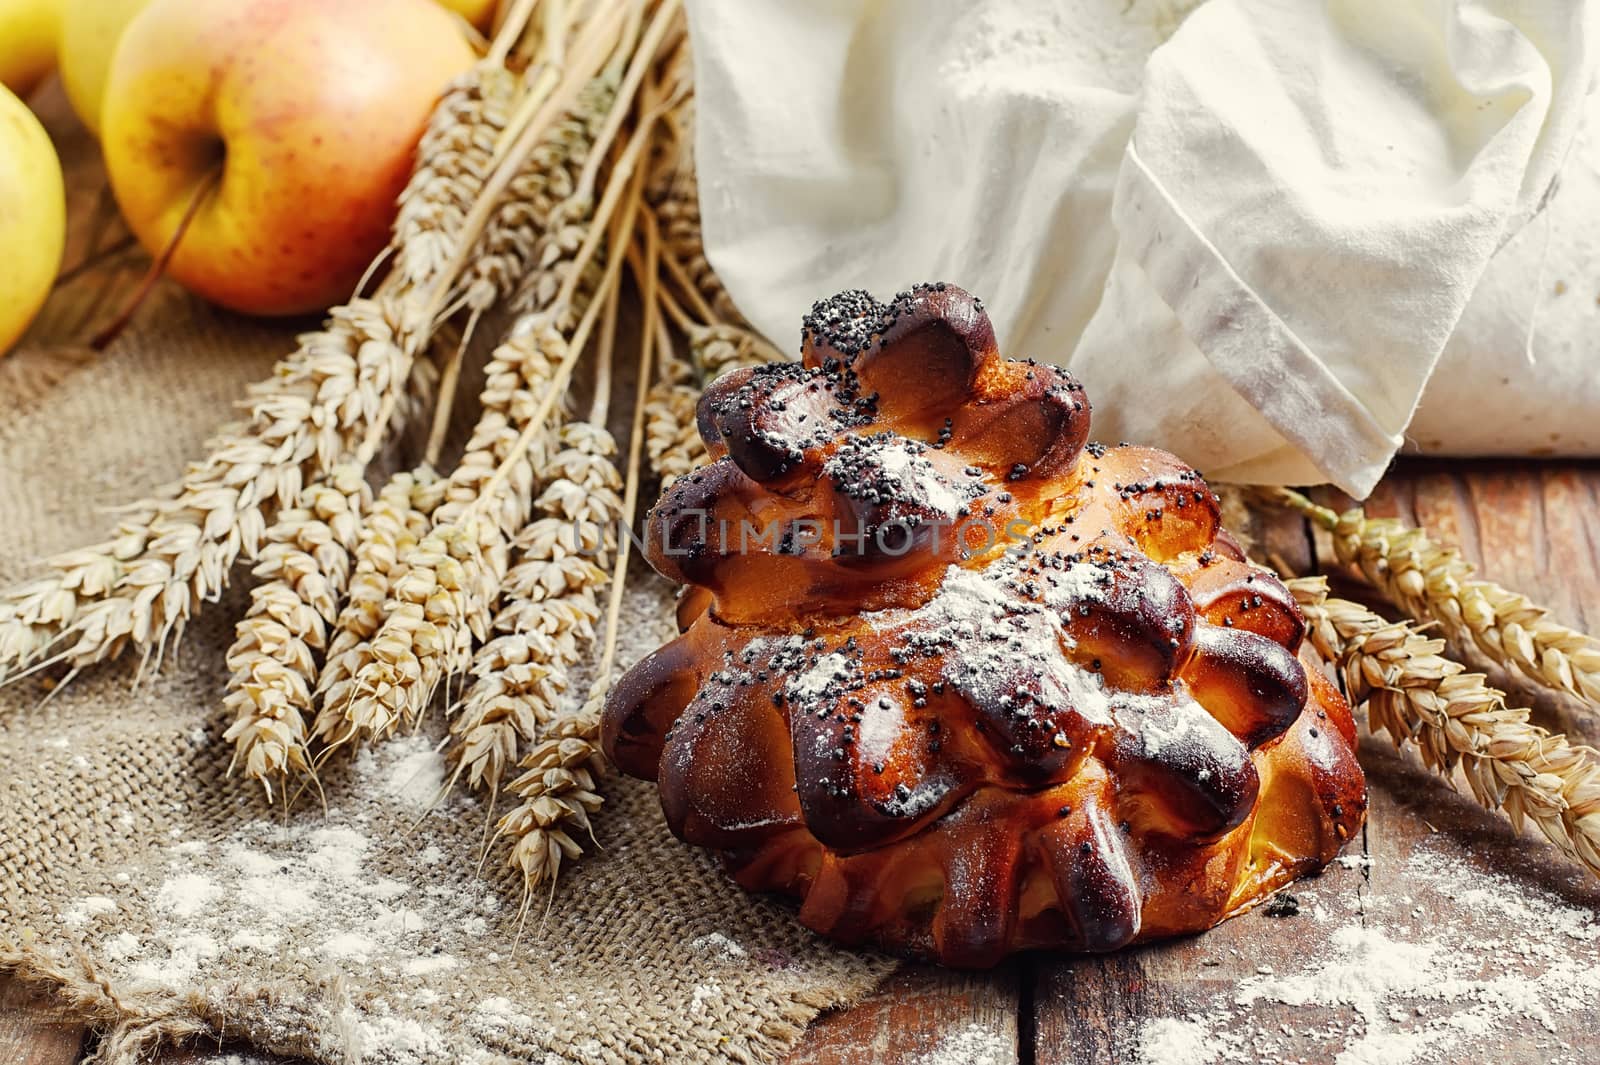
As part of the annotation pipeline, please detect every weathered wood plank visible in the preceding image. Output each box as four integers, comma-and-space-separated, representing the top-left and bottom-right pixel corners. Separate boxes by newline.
1352, 735, 1600, 1065
0, 974, 87, 1065
1030, 855, 1375, 1065
786, 965, 1021, 1065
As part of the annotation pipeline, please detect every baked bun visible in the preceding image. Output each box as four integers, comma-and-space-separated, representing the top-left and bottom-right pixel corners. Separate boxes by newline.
603, 284, 1365, 967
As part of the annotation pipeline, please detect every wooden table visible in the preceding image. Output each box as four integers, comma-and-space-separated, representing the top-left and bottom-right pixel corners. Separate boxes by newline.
6, 459, 1600, 1063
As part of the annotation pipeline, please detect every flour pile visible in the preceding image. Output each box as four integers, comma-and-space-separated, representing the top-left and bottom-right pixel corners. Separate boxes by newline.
53, 734, 572, 1062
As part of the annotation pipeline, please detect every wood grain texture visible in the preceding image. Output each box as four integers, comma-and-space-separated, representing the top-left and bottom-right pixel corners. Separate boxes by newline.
785, 965, 1021, 1065
0, 977, 86, 1065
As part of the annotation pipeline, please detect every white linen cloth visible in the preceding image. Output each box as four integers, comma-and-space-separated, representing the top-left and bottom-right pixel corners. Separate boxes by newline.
686, 0, 1599, 496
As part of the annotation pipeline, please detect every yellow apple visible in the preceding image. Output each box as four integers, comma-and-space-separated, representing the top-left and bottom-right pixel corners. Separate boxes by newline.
0, 83, 65, 356
434, 0, 496, 31
0, 0, 60, 99
102, 0, 476, 317
59, 0, 150, 135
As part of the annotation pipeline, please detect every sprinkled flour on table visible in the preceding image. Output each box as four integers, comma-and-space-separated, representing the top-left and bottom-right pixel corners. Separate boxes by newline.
1133, 842, 1600, 1065
1137, 1016, 1214, 1065
917, 1022, 1012, 1065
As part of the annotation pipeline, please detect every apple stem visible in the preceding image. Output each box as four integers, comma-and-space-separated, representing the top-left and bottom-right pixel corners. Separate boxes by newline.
89, 167, 223, 352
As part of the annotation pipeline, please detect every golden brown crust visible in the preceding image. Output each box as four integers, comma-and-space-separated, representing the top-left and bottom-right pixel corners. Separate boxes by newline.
603, 284, 1366, 967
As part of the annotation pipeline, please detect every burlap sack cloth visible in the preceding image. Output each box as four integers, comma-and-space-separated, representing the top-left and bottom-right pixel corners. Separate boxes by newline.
0, 88, 895, 1064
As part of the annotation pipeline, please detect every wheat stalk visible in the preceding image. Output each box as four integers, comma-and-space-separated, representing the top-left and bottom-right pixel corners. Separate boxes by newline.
321, 18, 684, 754
490, 439, 622, 905
1290, 577, 1600, 879
219, 60, 519, 783
1263, 487, 1600, 710
444, 284, 621, 804
311, 468, 445, 748
231, 16, 612, 766
494, 173, 664, 902
641, 309, 780, 483
633, 108, 784, 484
441, 189, 623, 808
411, 0, 639, 330
642, 380, 702, 486
319, 257, 606, 749
322, 248, 611, 751
225, 303, 483, 793
458, 73, 618, 322
495, 714, 607, 922
325, 318, 578, 750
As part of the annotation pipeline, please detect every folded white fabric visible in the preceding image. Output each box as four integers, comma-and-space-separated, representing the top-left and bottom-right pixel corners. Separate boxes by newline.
686, 0, 1597, 496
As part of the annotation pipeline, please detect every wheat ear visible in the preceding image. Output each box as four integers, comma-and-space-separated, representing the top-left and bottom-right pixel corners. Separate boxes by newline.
641, 289, 780, 483
1264, 487, 1600, 710
324, 22, 679, 754
634, 113, 783, 484
324, 247, 614, 750
310, 468, 445, 748
446, 521, 609, 802
458, 72, 618, 322
1290, 576, 1600, 880
390, 61, 517, 290
495, 716, 608, 926
325, 319, 574, 750
221, 466, 371, 800
224, 332, 446, 798
312, 126, 609, 749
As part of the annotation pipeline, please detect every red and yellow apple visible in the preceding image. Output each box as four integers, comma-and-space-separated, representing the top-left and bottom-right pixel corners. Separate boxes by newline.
0, 0, 60, 99
59, 0, 152, 135
61, 0, 475, 135
0, 83, 65, 356
101, 0, 476, 317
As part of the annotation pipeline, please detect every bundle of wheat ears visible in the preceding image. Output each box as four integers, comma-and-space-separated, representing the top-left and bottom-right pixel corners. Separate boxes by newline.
1, 0, 1597, 917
